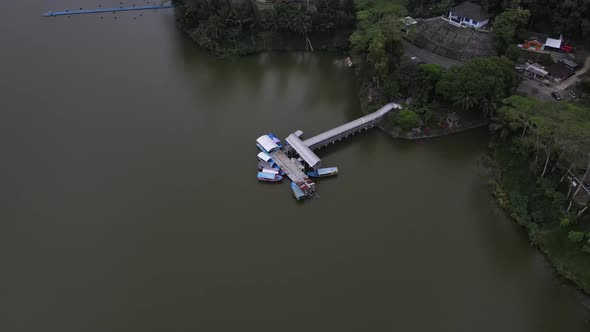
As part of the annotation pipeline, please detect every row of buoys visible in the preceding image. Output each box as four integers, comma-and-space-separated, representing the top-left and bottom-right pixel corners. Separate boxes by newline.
61, 1, 154, 11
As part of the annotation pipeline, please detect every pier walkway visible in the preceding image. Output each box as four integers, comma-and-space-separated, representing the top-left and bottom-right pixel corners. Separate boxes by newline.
42, 4, 174, 17
303, 102, 402, 150
270, 150, 316, 194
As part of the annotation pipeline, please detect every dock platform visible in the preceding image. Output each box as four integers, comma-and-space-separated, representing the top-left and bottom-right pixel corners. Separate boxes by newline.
270, 150, 316, 194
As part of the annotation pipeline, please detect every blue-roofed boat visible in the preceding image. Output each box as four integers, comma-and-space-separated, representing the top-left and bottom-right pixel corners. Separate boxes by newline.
257, 172, 283, 182
257, 151, 272, 162
291, 182, 306, 200
268, 133, 283, 148
307, 167, 339, 178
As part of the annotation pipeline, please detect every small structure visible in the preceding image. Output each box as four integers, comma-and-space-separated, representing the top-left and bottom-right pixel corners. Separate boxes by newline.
544, 36, 563, 50
547, 63, 574, 83
446, 112, 460, 128
559, 58, 578, 70
400, 16, 418, 26
522, 38, 544, 51
525, 63, 548, 78
447, 2, 491, 28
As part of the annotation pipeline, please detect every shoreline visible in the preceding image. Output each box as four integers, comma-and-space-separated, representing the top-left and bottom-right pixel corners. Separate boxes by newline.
174, 9, 590, 302
483, 150, 590, 305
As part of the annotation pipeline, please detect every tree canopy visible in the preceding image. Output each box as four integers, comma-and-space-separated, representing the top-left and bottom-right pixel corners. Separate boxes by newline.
395, 109, 420, 130
436, 57, 517, 116
493, 7, 530, 54
350, 0, 407, 82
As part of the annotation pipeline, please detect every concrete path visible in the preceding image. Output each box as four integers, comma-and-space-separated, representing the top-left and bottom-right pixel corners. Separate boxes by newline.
401, 40, 463, 69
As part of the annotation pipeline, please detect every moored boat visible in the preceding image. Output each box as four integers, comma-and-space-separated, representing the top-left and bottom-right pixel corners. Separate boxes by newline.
268, 133, 282, 148
307, 167, 338, 178
262, 168, 279, 175
257, 151, 272, 162
291, 181, 306, 200
257, 172, 283, 182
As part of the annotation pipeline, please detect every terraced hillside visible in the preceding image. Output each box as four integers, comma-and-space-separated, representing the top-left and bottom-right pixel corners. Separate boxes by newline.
411, 18, 497, 62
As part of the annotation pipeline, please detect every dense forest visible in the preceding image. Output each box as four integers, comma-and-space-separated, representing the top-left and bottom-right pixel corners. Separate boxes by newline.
489, 96, 590, 292
172, 0, 355, 55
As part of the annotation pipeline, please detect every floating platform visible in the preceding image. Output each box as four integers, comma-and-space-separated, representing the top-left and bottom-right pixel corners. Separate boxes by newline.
42, 4, 174, 17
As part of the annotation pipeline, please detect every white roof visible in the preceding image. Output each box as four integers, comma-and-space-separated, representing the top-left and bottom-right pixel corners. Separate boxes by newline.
545, 38, 562, 49
526, 64, 548, 76
256, 135, 279, 153
294, 130, 303, 138
286, 134, 321, 169
262, 168, 279, 174
257, 152, 272, 162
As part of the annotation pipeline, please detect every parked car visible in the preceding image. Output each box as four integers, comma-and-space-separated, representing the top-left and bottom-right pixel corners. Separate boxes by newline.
551, 91, 562, 101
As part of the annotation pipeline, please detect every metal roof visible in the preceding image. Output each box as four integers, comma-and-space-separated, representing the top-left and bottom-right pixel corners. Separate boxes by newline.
526, 64, 548, 76
286, 134, 321, 169
450, 2, 490, 21
303, 102, 402, 148
257, 152, 272, 162
559, 58, 578, 68
256, 135, 279, 153
544, 38, 562, 49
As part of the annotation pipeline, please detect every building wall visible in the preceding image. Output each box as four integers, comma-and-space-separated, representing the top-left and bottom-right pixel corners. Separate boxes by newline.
448, 13, 488, 28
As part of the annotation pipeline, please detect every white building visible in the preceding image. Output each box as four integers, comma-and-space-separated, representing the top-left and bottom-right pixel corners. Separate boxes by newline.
448, 2, 491, 29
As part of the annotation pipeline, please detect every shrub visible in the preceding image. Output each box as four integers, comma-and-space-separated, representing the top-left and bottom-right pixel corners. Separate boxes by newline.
568, 231, 585, 243
394, 109, 420, 130
560, 217, 572, 228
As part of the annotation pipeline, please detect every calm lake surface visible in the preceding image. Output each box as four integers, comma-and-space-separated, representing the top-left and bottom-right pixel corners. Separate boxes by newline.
2, 1, 589, 331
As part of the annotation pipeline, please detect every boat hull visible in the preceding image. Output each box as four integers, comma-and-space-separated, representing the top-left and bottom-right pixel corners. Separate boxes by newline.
257, 172, 283, 182
307, 167, 338, 178
290, 182, 306, 200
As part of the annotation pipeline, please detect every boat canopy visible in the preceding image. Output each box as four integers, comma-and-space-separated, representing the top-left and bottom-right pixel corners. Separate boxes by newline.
256, 135, 279, 153
318, 167, 338, 175
262, 168, 279, 174
257, 172, 276, 180
286, 134, 321, 169
257, 152, 272, 162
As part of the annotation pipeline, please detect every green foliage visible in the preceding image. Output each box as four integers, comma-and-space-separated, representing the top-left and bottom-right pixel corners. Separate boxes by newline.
391, 62, 446, 106
494, 95, 590, 172
394, 109, 420, 130
383, 80, 400, 99
509, 191, 530, 226
493, 8, 530, 54
436, 57, 516, 117
560, 217, 572, 228
505, 45, 521, 62
174, 0, 354, 55
419, 64, 446, 82
527, 0, 590, 42
350, 0, 407, 81
568, 231, 585, 243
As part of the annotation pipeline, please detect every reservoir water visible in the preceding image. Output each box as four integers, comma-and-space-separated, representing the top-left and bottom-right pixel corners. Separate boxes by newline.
2, 1, 589, 331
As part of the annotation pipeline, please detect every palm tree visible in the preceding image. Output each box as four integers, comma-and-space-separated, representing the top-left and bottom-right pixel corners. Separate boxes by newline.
453, 91, 477, 111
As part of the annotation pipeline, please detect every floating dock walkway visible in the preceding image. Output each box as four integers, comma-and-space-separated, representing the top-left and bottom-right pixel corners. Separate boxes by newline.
283, 102, 402, 170
258, 102, 402, 200
42, 4, 174, 17
303, 102, 402, 150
